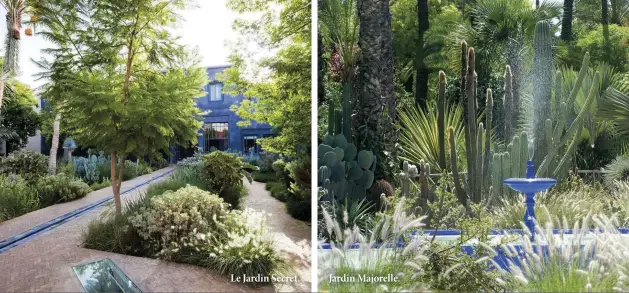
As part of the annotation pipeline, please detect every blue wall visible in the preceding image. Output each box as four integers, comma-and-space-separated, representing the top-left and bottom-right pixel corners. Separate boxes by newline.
194, 66, 273, 154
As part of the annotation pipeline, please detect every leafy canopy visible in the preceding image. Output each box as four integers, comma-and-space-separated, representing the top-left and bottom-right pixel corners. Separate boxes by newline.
34, 0, 206, 160
222, 0, 311, 156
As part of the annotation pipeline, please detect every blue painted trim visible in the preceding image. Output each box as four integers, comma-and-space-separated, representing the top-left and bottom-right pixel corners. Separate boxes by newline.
0, 169, 175, 254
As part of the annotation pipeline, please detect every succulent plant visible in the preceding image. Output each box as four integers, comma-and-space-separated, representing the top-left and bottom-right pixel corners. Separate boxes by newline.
370, 179, 394, 198
318, 133, 376, 202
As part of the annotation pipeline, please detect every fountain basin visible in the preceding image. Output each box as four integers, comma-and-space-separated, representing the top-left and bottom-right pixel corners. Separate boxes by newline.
503, 178, 557, 194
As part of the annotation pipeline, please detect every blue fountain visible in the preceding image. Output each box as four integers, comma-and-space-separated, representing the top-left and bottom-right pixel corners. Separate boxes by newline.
503, 160, 556, 240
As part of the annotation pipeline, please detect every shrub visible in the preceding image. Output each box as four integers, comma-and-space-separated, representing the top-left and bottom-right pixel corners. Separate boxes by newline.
0, 150, 48, 181
220, 185, 247, 209
83, 212, 144, 256
36, 174, 91, 206
176, 152, 203, 168
200, 151, 252, 208
170, 165, 205, 189
286, 157, 311, 221
266, 181, 290, 201
0, 175, 39, 222
90, 179, 112, 190
272, 159, 290, 186
252, 171, 276, 183
258, 151, 279, 173
128, 185, 230, 259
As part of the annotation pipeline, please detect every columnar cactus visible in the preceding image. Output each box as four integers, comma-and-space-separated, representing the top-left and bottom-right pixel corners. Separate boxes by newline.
437, 71, 447, 170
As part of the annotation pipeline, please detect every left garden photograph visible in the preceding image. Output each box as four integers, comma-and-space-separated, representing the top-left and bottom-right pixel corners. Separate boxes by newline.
0, 0, 311, 292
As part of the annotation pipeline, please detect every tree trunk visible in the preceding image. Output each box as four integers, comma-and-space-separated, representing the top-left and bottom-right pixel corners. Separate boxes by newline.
560, 0, 574, 41
318, 0, 326, 106
415, 0, 429, 109
356, 0, 397, 179
111, 152, 122, 214
460, 0, 465, 19
536, 0, 539, 9
48, 113, 61, 175
0, 79, 4, 117
611, 0, 620, 24
602, 0, 611, 63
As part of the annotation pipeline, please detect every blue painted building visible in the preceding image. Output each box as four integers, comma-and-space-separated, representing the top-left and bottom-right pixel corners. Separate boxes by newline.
170, 66, 273, 162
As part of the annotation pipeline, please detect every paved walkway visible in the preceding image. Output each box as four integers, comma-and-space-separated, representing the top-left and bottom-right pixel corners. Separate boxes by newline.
0, 168, 273, 292
242, 180, 312, 292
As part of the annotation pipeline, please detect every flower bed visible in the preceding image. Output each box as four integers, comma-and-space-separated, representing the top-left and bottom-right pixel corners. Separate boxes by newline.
83, 153, 290, 287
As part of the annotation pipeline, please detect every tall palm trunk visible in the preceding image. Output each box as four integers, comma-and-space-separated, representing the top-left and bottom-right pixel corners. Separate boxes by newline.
602, 0, 611, 63
415, 0, 429, 109
611, 0, 620, 24
356, 0, 396, 179
560, 0, 574, 41
0, 11, 21, 116
48, 113, 61, 175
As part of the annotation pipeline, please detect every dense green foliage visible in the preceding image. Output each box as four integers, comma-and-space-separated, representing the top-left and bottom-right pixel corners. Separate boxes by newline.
33, 0, 207, 213
223, 0, 311, 156
200, 151, 252, 209
83, 166, 288, 287
0, 81, 40, 152
0, 150, 48, 181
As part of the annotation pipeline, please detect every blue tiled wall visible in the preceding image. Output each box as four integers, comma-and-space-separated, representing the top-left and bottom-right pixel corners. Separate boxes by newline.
195, 66, 273, 153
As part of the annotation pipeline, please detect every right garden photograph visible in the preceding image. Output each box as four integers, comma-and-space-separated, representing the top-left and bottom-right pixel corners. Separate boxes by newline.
317, 0, 629, 292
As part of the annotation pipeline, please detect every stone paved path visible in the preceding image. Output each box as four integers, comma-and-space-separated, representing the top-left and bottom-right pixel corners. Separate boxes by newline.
242, 180, 312, 292
0, 168, 273, 292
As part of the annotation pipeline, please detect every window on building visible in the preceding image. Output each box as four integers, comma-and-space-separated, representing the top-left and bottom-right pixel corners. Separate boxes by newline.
204, 122, 229, 151
208, 83, 223, 101
243, 135, 258, 154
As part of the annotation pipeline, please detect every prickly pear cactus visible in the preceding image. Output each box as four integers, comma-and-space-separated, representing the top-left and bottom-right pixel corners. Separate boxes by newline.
318, 134, 376, 201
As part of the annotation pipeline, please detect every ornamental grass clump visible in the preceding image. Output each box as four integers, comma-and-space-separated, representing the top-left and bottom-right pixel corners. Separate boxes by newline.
319, 198, 429, 292
495, 212, 619, 292
207, 208, 288, 286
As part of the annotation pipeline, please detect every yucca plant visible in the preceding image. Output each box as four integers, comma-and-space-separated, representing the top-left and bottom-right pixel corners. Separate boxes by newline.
398, 103, 466, 172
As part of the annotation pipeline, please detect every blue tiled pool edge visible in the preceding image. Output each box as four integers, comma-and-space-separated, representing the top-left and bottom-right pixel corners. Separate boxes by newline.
0, 168, 175, 254
319, 228, 629, 270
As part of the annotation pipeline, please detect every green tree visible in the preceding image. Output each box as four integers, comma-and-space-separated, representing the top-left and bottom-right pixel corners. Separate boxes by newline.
35, 0, 206, 214
222, 0, 311, 156
0, 81, 39, 152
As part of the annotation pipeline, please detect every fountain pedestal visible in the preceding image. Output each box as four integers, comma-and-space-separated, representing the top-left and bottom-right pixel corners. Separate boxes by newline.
503, 160, 556, 239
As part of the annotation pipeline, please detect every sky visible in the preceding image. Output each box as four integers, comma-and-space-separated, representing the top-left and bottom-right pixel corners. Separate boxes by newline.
2, 0, 242, 90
